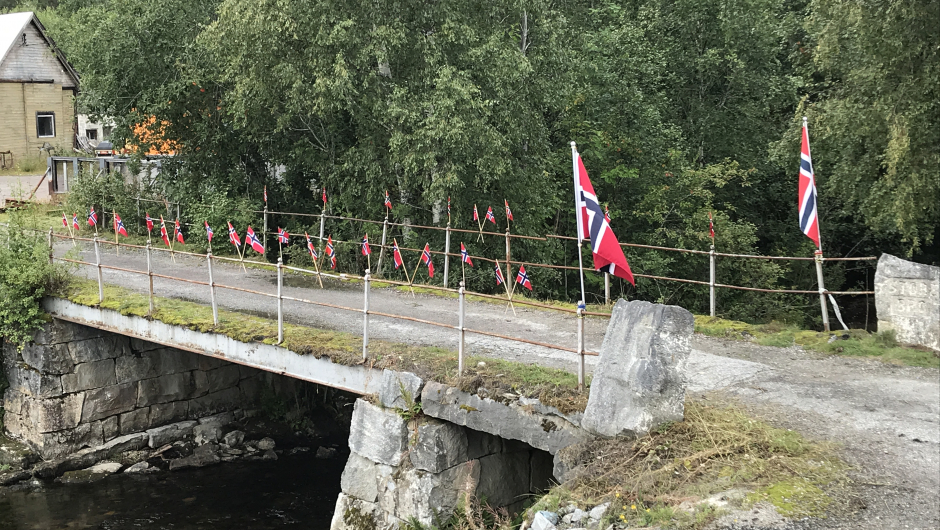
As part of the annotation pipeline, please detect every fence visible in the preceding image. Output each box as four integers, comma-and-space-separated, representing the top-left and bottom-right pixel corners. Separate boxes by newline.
43, 231, 599, 391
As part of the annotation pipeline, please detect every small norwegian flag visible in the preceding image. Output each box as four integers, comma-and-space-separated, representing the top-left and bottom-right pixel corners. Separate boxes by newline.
263, 185, 268, 204
322, 188, 327, 205
504, 200, 513, 221
159, 217, 171, 247
174, 219, 185, 244
326, 236, 336, 269
515, 265, 533, 291
604, 205, 611, 223
392, 240, 404, 269
245, 226, 264, 253
708, 212, 715, 239
421, 243, 434, 277
278, 228, 289, 244
205, 221, 214, 242
447, 197, 451, 217
114, 214, 128, 237
473, 204, 479, 222
72, 214, 80, 231
485, 206, 496, 224
145, 213, 154, 233
88, 207, 97, 226
228, 222, 241, 247
361, 234, 371, 256
460, 243, 473, 266
384, 190, 392, 210
305, 232, 318, 260
61, 213, 68, 228
494, 263, 504, 285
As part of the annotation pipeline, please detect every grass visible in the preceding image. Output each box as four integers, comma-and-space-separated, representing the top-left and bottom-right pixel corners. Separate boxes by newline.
62, 280, 590, 413
694, 315, 939, 368
0, 156, 47, 176
529, 399, 849, 528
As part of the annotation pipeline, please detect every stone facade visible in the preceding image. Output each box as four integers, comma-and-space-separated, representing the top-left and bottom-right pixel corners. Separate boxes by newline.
330, 399, 554, 529
2, 320, 264, 459
875, 254, 940, 351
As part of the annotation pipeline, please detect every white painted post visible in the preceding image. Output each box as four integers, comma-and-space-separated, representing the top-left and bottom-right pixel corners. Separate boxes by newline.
363, 269, 371, 360
319, 210, 326, 243
709, 245, 716, 317
815, 250, 830, 332
576, 303, 585, 392
207, 251, 218, 326
146, 242, 154, 315
458, 280, 465, 376
443, 223, 452, 289
604, 273, 610, 306
93, 236, 103, 303
377, 218, 389, 276
277, 257, 284, 343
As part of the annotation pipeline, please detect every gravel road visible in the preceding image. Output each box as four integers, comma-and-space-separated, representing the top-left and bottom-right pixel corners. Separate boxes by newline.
57, 241, 939, 529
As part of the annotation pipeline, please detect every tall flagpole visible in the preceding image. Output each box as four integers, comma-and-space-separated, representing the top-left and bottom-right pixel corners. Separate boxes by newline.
571, 142, 587, 308
804, 116, 830, 332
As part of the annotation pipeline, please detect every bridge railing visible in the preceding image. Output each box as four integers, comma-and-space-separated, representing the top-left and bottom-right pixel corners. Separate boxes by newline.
46, 232, 599, 390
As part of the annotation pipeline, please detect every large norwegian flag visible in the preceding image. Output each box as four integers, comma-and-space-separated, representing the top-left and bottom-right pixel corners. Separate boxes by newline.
88, 207, 97, 226
326, 236, 336, 269
114, 214, 128, 237
159, 216, 171, 247
305, 233, 318, 259
798, 120, 821, 248
421, 243, 434, 277
174, 219, 185, 244
573, 152, 635, 285
228, 222, 241, 247
460, 243, 473, 267
392, 240, 404, 269
145, 213, 154, 233
245, 226, 264, 253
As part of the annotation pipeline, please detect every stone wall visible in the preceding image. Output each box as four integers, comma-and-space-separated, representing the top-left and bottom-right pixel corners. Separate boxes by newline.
330, 399, 554, 529
2, 320, 264, 459
875, 254, 940, 351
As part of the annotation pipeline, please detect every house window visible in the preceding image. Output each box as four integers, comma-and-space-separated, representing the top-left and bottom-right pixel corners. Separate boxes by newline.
37, 112, 55, 138
102, 126, 112, 139
86, 129, 98, 140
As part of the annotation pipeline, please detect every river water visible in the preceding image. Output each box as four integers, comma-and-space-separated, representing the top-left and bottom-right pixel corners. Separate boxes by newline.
0, 450, 346, 529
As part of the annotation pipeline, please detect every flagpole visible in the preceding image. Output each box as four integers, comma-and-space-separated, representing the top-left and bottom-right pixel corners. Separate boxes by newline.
395, 238, 415, 297
311, 249, 324, 289
497, 261, 517, 315
66, 214, 76, 247
113, 210, 119, 255
804, 116, 830, 332
475, 204, 484, 242
207, 222, 213, 254
571, 142, 587, 310
365, 234, 371, 272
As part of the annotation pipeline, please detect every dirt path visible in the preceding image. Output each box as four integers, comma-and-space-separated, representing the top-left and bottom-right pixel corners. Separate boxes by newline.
56, 241, 940, 528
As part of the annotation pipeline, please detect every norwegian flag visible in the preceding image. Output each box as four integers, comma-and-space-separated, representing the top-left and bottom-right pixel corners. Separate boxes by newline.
447, 197, 451, 217
473, 204, 479, 222
305, 232, 318, 260
384, 190, 392, 210
245, 226, 264, 253
361, 234, 371, 256
421, 243, 434, 277
159, 217, 171, 247
263, 185, 268, 204
205, 221, 214, 242
515, 265, 533, 291
326, 236, 336, 269
72, 214, 80, 231
708, 212, 715, 239
460, 243, 473, 266
88, 207, 97, 226
504, 200, 513, 221
494, 263, 504, 285
798, 119, 821, 247
114, 214, 128, 237
174, 219, 185, 244
61, 213, 67, 228
322, 188, 327, 205
278, 228, 289, 244
573, 151, 635, 285
227, 222, 241, 247
604, 205, 611, 223
485, 206, 496, 224
392, 240, 404, 269
145, 213, 154, 233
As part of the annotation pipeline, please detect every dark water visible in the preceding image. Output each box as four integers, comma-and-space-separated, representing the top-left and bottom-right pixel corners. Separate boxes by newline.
0, 452, 346, 530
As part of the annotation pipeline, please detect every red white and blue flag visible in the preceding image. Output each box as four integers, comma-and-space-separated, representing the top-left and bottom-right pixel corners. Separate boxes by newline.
384, 190, 392, 210
392, 240, 404, 269
604, 204, 611, 223
361, 234, 371, 256
708, 212, 715, 239
504, 200, 513, 222
246, 226, 264, 253
174, 219, 184, 244
305, 232, 318, 260
460, 243, 473, 266
114, 214, 128, 237
278, 228, 289, 244
205, 221, 214, 242
72, 214, 80, 231
145, 213, 154, 233
61, 213, 68, 228
88, 207, 97, 226
326, 236, 336, 269
494, 263, 504, 285
447, 197, 451, 217
228, 222, 241, 247
798, 120, 821, 248
159, 216, 171, 247
322, 188, 327, 205
263, 185, 268, 204
473, 204, 479, 222
515, 265, 532, 291
485, 206, 496, 224
573, 151, 635, 285
421, 243, 434, 277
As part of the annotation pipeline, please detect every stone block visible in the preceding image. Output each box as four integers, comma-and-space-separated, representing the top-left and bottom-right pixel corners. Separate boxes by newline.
390, 462, 480, 525
33, 320, 100, 345
192, 371, 209, 398
4, 358, 63, 398
188, 387, 241, 418
152, 348, 200, 375
137, 373, 196, 407
466, 429, 503, 460
114, 354, 155, 384
149, 401, 189, 426
194, 424, 222, 445
421, 382, 590, 455
477, 451, 531, 508
223, 430, 244, 447
238, 376, 262, 403
100, 432, 148, 456
379, 370, 424, 410
119, 407, 150, 435
329, 492, 400, 530
205, 365, 241, 394
198, 411, 235, 427
341, 451, 395, 503
410, 419, 468, 473
530, 450, 555, 492
875, 254, 940, 351
347, 399, 409, 466
147, 420, 197, 448
101, 415, 120, 441
581, 300, 693, 437
61, 359, 116, 393
67, 335, 130, 363
29, 420, 104, 460
196, 355, 226, 372
21, 342, 73, 375
27, 393, 84, 433
81, 383, 137, 422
